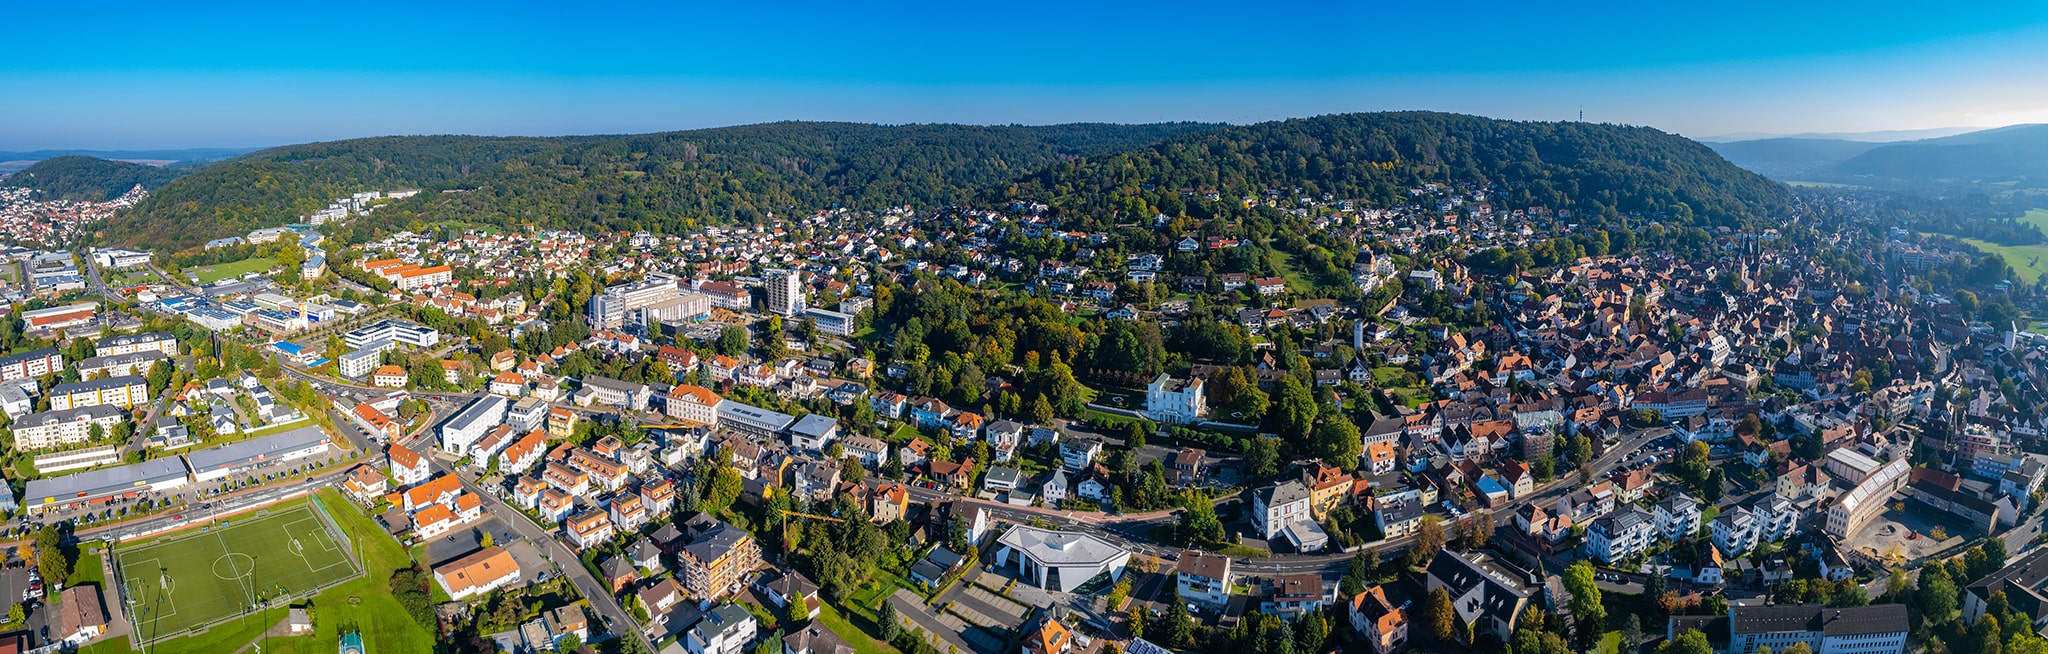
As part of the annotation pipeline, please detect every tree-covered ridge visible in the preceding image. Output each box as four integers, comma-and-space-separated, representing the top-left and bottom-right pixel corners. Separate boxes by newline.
4, 155, 186, 201
1003, 112, 1791, 229
104, 122, 1222, 251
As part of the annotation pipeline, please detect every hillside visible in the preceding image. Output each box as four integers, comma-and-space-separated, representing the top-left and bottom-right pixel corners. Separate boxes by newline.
101, 122, 1222, 251
1706, 138, 1881, 181
1007, 112, 1790, 228
4, 155, 187, 201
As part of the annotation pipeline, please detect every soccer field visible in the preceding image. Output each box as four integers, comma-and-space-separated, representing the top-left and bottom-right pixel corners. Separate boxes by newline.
115, 503, 361, 642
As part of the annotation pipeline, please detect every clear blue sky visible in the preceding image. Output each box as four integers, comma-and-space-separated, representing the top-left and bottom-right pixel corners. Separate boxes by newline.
5, 0, 2048, 149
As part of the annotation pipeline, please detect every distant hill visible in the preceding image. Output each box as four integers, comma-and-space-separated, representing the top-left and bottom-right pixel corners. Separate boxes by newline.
1707, 138, 1882, 181
1011, 112, 1789, 228
1835, 124, 2048, 184
0, 147, 256, 173
3, 155, 188, 201
102, 122, 1225, 251
1709, 124, 2048, 193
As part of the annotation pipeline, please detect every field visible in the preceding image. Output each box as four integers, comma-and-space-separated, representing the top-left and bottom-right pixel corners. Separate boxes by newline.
115, 503, 359, 643
87, 489, 434, 654
189, 257, 277, 284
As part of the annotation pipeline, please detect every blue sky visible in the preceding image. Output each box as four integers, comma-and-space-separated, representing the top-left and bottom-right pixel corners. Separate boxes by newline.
6, 0, 2048, 149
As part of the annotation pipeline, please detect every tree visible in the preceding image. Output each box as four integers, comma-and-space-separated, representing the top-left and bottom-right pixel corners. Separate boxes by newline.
557, 635, 582, 653
1420, 586, 1455, 643
479, 531, 495, 549
1409, 516, 1446, 567
1126, 606, 1146, 639
1464, 510, 1495, 549
1246, 435, 1281, 478
1918, 559, 1959, 625
1294, 609, 1329, 653
716, 326, 748, 357
1658, 630, 1712, 654
35, 527, 65, 598
1313, 414, 1362, 469
1177, 496, 1225, 546
877, 601, 901, 642
1031, 395, 1055, 426
1159, 585, 1193, 648
1563, 561, 1606, 646
1273, 377, 1318, 445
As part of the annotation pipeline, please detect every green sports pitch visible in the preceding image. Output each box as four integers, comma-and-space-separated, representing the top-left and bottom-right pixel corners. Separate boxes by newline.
114, 503, 361, 642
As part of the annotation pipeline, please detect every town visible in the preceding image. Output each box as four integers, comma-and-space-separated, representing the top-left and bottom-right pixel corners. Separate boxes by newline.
0, 165, 2033, 654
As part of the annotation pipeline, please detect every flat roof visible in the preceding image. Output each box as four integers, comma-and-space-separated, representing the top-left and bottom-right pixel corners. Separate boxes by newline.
24, 457, 189, 506
998, 525, 1127, 567
719, 401, 795, 431
185, 426, 330, 473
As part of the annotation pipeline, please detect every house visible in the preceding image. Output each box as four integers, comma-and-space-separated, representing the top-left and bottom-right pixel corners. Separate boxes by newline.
1143, 374, 1207, 425
984, 467, 1025, 493
1654, 493, 1702, 542
388, 443, 431, 487
638, 577, 686, 616
432, 546, 522, 601
1262, 574, 1329, 616
1176, 550, 1234, 610
1021, 616, 1073, 654
566, 509, 616, 549
757, 569, 823, 621
1252, 480, 1313, 540
1587, 506, 1655, 563
869, 482, 910, 523
56, 585, 108, 645
1040, 470, 1069, 506
1169, 448, 1206, 486
1425, 550, 1536, 643
1350, 585, 1408, 654
686, 604, 759, 654
1059, 437, 1102, 471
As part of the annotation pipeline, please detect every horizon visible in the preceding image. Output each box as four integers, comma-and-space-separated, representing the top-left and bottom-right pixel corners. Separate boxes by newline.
5, 1, 2048, 150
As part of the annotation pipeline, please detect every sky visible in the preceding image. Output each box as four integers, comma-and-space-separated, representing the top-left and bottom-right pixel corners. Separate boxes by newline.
6, 0, 2048, 150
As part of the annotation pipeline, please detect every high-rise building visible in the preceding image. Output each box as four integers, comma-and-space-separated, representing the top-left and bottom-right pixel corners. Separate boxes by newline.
765, 269, 805, 316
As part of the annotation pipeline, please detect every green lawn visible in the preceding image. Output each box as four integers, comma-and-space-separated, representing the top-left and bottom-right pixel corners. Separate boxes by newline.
69, 549, 105, 587
98, 489, 435, 654
1955, 237, 2048, 283
813, 603, 901, 654
191, 257, 278, 284
1593, 631, 1623, 654
117, 503, 358, 638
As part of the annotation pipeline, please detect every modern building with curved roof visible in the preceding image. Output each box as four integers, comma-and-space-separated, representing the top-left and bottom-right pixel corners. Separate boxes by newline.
994, 525, 1130, 592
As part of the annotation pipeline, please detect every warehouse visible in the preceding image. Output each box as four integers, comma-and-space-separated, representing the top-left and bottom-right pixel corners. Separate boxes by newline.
185, 426, 332, 483
24, 457, 191, 513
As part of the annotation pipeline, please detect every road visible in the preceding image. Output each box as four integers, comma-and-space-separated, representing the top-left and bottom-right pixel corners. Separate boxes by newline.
382, 394, 653, 653
907, 426, 1671, 579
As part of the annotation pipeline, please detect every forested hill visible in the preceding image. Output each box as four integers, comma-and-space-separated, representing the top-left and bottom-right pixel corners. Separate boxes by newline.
101, 122, 1222, 251
4, 155, 186, 201
1003, 112, 1790, 228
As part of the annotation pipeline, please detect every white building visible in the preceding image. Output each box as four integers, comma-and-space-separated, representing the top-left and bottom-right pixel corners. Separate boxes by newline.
994, 525, 1131, 592
1142, 373, 1207, 425
765, 269, 806, 316
1653, 493, 1701, 542
1718, 604, 1908, 654
440, 396, 508, 456
1586, 506, 1654, 563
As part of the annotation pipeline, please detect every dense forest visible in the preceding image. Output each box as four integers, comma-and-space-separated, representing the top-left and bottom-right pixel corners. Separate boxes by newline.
4, 155, 186, 201
1002, 112, 1793, 230
101, 122, 1222, 251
